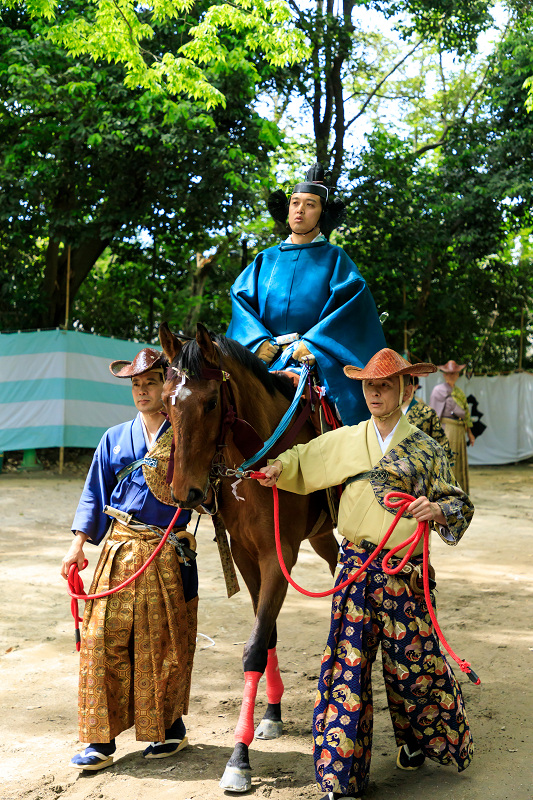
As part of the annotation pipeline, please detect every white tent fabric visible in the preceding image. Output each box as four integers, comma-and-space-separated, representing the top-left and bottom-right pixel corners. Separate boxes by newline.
418, 371, 533, 466
0, 330, 149, 451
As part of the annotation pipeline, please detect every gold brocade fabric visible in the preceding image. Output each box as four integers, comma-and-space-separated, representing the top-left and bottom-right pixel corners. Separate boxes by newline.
441, 417, 469, 494
405, 397, 454, 466
142, 428, 177, 506
78, 521, 197, 743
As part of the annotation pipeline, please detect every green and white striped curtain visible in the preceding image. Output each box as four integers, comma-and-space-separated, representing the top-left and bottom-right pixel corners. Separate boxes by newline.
0, 330, 150, 451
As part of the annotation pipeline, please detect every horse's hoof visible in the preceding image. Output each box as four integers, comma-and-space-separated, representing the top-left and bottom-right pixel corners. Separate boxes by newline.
254, 718, 283, 739
219, 765, 252, 792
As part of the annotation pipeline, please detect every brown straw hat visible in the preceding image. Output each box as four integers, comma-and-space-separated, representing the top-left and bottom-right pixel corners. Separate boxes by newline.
438, 359, 466, 373
344, 348, 436, 381
109, 347, 165, 378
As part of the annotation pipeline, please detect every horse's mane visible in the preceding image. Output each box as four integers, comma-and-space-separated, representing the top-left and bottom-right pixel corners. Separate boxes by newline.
173, 334, 296, 401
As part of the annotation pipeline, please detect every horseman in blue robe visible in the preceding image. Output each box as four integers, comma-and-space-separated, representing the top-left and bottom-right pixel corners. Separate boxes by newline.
227, 164, 386, 425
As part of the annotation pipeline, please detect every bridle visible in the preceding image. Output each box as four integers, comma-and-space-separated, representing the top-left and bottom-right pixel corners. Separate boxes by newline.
165, 359, 266, 502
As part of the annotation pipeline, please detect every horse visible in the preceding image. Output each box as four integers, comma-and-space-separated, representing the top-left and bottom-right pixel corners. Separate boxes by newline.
159, 321, 339, 792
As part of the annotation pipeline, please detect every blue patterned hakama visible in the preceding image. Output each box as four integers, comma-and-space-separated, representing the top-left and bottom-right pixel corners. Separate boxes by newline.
313, 542, 474, 796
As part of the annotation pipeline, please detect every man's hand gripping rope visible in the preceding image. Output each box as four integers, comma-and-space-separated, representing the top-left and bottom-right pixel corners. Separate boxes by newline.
66, 507, 183, 651
253, 473, 481, 685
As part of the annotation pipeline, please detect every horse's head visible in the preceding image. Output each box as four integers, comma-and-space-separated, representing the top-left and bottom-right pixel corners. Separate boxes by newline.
160, 321, 226, 508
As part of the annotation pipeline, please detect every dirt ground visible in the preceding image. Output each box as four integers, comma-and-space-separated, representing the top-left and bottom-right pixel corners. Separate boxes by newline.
1, 463, 532, 800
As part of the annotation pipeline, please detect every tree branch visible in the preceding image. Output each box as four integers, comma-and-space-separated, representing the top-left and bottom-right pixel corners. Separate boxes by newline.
344, 36, 426, 132
286, 0, 307, 25
412, 52, 499, 157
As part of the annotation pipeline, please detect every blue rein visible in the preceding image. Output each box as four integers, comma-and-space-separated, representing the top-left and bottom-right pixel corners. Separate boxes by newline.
237, 365, 310, 473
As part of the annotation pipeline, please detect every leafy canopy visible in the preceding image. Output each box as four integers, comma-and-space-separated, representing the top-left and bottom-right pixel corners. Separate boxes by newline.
0, 4, 282, 330
0, 0, 308, 107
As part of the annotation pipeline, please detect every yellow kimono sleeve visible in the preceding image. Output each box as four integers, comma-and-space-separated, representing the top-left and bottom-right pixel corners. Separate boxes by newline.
271, 424, 368, 495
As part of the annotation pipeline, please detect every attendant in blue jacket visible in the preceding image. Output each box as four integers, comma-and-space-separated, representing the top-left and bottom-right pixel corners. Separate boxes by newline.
227, 164, 386, 425
61, 348, 197, 771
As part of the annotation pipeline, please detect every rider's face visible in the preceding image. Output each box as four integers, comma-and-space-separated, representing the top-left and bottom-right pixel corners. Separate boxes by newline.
288, 192, 322, 234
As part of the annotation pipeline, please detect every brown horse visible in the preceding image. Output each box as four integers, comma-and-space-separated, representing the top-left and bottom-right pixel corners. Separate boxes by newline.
159, 322, 338, 792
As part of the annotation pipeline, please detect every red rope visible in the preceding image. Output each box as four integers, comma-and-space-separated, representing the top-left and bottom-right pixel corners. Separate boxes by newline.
319, 395, 341, 430
264, 480, 480, 685
67, 507, 183, 651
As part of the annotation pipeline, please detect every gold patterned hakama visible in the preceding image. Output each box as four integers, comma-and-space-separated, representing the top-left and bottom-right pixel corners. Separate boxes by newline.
78, 522, 197, 743
441, 417, 469, 493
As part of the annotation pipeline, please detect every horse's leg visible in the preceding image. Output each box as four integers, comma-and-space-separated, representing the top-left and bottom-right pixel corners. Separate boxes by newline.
254, 625, 284, 739
218, 541, 261, 792
308, 527, 339, 575
220, 546, 294, 793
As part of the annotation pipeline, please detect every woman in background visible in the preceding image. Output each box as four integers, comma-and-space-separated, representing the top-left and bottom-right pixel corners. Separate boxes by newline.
429, 360, 475, 492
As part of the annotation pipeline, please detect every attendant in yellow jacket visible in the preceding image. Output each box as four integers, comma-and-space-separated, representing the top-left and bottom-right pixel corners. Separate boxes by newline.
259, 348, 474, 800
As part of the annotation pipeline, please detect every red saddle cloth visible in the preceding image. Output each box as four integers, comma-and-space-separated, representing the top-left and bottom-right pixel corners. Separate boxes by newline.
275, 370, 342, 440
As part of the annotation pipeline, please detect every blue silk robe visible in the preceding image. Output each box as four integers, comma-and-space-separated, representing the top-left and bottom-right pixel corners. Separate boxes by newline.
72, 415, 196, 598
227, 240, 386, 425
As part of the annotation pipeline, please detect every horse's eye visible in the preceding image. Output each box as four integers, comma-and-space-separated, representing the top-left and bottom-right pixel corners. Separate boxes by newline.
205, 397, 218, 413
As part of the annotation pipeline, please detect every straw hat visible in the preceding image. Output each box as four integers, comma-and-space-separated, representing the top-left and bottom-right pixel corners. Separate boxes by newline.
438, 359, 466, 373
344, 348, 436, 381
109, 348, 165, 378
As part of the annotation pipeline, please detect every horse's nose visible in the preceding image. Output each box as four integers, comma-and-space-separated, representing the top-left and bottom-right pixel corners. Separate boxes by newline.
183, 487, 205, 508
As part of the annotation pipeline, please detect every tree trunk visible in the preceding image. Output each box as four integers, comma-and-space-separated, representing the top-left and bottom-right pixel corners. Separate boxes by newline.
38, 236, 111, 328
181, 233, 241, 334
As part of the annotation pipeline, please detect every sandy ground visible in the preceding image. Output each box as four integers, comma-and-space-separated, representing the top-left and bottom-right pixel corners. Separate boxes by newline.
0, 463, 532, 800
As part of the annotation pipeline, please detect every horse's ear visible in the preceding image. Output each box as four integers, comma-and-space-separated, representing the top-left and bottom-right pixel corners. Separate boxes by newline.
196, 322, 217, 365
159, 322, 183, 362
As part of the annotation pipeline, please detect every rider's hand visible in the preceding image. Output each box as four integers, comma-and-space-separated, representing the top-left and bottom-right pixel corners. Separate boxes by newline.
407, 496, 446, 525
292, 341, 316, 366
61, 532, 89, 580
256, 340, 280, 364
257, 461, 283, 487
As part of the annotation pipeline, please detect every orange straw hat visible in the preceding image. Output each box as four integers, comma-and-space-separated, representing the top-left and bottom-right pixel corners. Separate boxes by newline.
109, 347, 165, 378
344, 348, 436, 381
438, 359, 466, 373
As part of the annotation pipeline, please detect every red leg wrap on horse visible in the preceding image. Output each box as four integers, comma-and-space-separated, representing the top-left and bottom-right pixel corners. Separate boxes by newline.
265, 647, 284, 704
234, 671, 262, 745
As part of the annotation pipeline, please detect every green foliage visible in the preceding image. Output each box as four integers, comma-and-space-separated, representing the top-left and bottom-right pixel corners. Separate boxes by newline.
2, 0, 533, 377
376, 0, 494, 54
1, 0, 308, 106
0, 4, 282, 329
340, 113, 533, 371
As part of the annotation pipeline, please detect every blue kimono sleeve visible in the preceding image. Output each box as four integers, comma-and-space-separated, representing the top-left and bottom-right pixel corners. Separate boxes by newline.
301, 246, 385, 369
72, 435, 117, 545
298, 247, 385, 424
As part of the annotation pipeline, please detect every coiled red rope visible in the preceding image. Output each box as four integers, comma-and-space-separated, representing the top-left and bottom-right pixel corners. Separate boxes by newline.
268, 484, 480, 684
67, 507, 183, 651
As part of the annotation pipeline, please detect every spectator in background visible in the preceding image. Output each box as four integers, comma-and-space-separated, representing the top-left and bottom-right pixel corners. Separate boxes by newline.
429, 360, 475, 492
402, 376, 454, 465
